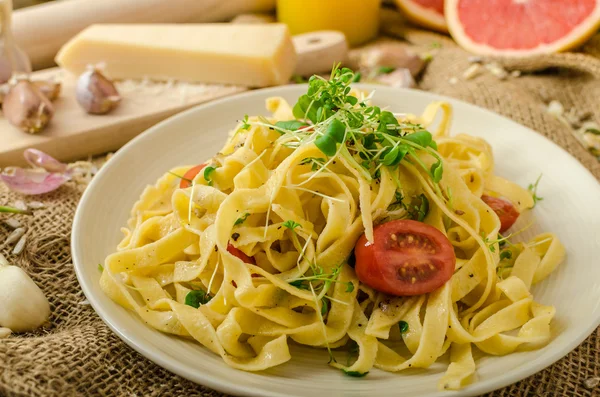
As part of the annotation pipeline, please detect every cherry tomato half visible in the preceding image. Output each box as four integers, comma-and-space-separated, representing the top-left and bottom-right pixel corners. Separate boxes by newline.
481, 194, 520, 233
179, 164, 207, 189
227, 243, 255, 265
354, 220, 455, 296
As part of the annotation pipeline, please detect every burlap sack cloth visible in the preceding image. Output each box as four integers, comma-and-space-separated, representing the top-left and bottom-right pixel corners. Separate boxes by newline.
1, 24, 599, 397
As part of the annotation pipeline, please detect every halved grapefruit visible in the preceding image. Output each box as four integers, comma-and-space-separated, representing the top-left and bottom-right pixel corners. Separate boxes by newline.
446, 0, 600, 55
394, 0, 448, 33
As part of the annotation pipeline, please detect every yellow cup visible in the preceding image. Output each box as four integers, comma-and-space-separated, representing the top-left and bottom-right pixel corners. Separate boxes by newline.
276, 0, 381, 47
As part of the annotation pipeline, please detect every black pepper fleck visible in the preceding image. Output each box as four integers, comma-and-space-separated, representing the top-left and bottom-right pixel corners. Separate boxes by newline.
231, 233, 241, 241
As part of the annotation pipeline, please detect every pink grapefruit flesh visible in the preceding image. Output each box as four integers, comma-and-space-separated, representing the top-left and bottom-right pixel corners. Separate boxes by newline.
395, 0, 448, 32
446, 0, 600, 55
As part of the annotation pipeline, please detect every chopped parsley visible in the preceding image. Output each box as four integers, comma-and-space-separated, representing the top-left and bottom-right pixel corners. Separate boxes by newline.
399, 320, 409, 333
184, 289, 211, 308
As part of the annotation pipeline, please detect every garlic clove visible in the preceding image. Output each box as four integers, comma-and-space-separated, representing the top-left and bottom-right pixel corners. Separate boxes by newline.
24, 148, 68, 173
0, 254, 50, 333
375, 68, 415, 89
0, 327, 11, 338
3, 80, 54, 134
76, 68, 121, 115
33, 80, 61, 101
349, 42, 426, 77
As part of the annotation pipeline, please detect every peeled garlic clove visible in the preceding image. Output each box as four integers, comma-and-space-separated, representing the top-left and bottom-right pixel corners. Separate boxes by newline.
76, 69, 121, 115
0, 254, 51, 333
33, 80, 61, 101
3, 80, 54, 133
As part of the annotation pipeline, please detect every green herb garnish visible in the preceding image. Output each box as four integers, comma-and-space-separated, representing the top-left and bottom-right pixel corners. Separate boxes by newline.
98, 263, 104, 272
292, 74, 308, 84
299, 157, 326, 171
275, 120, 308, 132
185, 289, 211, 308
0, 205, 31, 215
203, 166, 217, 186
528, 174, 543, 208
234, 213, 250, 226
378, 66, 396, 74
352, 72, 362, 82
499, 250, 512, 261
408, 194, 429, 222
586, 128, 600, 135
346, 281, 354, 293
399, 320, 409, 333
321, 298, 330, 316
168, 171, 192, 184
240, 114, 251, 131
342, 370, 369, 377
283, 220, 301, 231
282, 65, 444, 198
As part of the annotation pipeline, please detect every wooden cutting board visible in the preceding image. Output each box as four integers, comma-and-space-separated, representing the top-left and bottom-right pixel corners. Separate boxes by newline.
1, 68, 246, 167
0, 30, 348, 167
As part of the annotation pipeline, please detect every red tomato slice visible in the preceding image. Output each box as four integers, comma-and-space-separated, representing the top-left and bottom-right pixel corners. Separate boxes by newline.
180, 164, 206, 189
354, 220, 455, 296
481, 194, 520, 233
227, 243, 255, 265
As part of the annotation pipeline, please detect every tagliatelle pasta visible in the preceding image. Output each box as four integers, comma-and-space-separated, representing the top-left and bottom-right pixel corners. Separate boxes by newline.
100, 70, 565, 390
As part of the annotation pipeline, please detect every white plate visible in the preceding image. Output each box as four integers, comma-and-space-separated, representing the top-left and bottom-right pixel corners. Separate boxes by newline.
72, 85, 600, 397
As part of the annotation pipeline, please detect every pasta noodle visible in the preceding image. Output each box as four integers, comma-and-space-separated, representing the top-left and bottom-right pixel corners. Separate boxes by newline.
100, 71, 564, 389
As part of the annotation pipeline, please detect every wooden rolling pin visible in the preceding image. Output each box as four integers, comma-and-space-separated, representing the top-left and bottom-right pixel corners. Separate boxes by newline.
13, 0, 276, 69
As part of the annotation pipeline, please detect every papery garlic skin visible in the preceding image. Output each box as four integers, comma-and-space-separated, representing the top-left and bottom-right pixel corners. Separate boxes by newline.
0, 254, 51, 333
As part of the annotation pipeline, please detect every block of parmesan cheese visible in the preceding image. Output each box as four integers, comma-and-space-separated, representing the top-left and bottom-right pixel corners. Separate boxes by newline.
55, 24, 296, 87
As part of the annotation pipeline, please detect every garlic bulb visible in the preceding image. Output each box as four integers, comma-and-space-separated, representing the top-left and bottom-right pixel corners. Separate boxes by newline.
0, 253, 50, 332
76, 68, 121, 115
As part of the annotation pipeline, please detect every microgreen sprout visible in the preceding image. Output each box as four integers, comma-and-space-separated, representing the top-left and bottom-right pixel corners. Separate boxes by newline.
399, 320, 409, 333
292, 75, 308, 84
288, 263, 353, 296
343, 370, 369, 377
388, 191, 407, 211
321, 298, 330, 316
299, 157, 326, 171
283, 220, 301, 232
168, 171, 192, 184
234, 213, 250, 226
499, 250, 512, 261
378, 66, 396, 74
528, 174, 543, 208
97, 263, 104, 272
408, 194, 430, 222
240, 114, 251, 131
266, 64, 445, 200
275, 120, 308, 132
203, 166, 217, 186
185, 289, 211, 308
0, 205, 31, 215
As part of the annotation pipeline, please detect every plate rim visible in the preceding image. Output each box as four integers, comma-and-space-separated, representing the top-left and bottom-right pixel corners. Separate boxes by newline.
72, 83, 600, 397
